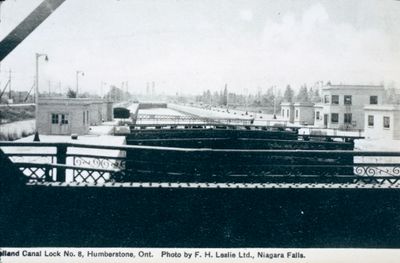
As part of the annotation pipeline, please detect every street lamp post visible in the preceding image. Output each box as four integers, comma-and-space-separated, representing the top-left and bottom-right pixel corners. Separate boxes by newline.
244, 88, 248, 114
76, 70, 84, 96
34, 53, 48, 140
273, 86, 277, 119
101, 81, 108, 99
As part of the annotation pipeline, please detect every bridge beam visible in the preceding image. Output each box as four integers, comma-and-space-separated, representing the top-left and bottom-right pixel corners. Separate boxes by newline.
0, 0, 66, 62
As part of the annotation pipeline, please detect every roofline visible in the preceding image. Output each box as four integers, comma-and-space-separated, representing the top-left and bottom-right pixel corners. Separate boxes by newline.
323, 84, 385, 90
364, 104, 400, 111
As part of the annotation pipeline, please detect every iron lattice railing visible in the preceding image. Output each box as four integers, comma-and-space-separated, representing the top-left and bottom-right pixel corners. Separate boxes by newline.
1, 141, 400, 187
71, 154, 125, 183
134, 114, 253, 125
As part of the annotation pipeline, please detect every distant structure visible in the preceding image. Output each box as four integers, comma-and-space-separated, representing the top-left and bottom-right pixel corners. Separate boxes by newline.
293, 102, 314, 125
146, 82, 150, 96
280, 102, 314, 125
315, 84, 385, 130
36, 98, 113, 135
281, 83, 386, 130
280, 102, 294, 124
364, 104, 400, 140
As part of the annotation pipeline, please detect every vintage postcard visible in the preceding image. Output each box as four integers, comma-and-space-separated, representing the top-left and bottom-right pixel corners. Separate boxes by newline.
0, 0, 400, 262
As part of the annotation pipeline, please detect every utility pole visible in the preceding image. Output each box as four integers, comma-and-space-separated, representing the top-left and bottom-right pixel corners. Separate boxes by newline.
48, 80, 51, 96
273, 85, 277, 119
76, 70, 84, 96
8, 69, 11, 101
100, 81, 103, 98
244, 88, 248, 114
225, 83, 228, 109
35, 53, 48, 140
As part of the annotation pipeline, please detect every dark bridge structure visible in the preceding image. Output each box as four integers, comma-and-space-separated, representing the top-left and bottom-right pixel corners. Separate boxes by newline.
1, 128, 400, 247
1, 0, 399, 248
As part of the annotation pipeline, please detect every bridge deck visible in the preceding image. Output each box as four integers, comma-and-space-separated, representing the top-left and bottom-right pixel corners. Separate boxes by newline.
27, 181, 400, 189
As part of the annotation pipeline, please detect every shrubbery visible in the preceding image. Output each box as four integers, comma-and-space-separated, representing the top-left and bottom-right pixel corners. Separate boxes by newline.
0, 105, 35, 123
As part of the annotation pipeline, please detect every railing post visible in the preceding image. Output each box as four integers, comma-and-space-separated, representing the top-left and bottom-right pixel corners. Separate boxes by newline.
56, 144, 67, 182
44, 164, 52, 182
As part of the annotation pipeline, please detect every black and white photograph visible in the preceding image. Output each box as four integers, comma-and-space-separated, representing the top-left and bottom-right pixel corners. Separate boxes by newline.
0, 0, 400, 261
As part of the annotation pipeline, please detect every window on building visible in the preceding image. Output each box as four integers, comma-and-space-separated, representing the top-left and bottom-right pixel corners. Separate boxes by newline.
383, 116, 390, 128
370, 96, 378, 105
344, 113, 352, 124
316, 111, 320, 120
51, 114, 59, 124
331, 113, 339, 124
295, 109, 299, 118
61, 114, 68, 124
368, 115, 374, 127
324, 95, 330, 104
87, 110, 89, 124
331, 95, 339, 105
344, 95, 352, 105
287, 109, 289, 117
83, 111, 85, 124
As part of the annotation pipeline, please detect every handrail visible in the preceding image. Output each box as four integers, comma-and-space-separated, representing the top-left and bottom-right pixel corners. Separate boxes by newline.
16, 162, 120, 173
14, 160, 400, 187
4, 144, 399, 186
67, 153, 126, 159
5, 153, 57, 157
11, 161, 398, 169
0, 141, 399, 155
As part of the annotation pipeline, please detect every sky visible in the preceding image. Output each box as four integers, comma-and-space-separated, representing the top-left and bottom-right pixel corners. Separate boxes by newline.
0, 0, 399, 95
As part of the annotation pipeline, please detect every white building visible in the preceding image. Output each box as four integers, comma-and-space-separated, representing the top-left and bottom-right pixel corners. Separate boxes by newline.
314, 84, 385, 130
293, 102, 314, 125
313, 103, 324, 127
37, 98, 113, 135
280, 102, 294, 124
364, 104, 400, 140
280, 102, 314, 126
89, 100, 113, 125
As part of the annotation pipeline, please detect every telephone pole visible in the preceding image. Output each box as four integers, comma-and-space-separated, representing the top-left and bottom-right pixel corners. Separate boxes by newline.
76, 70, 84, 96
8, 69, 11, 101
48, 80, 51, 95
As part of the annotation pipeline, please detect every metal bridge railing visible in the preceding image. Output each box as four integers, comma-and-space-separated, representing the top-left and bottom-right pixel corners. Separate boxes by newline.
1, 141, 400, 187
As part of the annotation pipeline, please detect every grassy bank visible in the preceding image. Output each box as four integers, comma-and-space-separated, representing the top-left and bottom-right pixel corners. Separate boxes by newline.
0, 105, 35, 123
0, 119, 36, 141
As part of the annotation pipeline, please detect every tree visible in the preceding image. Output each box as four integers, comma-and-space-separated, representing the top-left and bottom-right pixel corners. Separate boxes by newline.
222, 85, 228, 106
260, 86, 275, 107
385, 83, 400, 104
105, 86, 126, 101
67, 89, 77, 98
311, 88, 321, 103
283, 85, 294, 103
212, 91, 219, 106
296, 85, 309, 103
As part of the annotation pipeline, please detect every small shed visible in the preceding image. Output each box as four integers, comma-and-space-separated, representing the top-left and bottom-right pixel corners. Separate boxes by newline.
37, 98, 91, 135
364, 104, 400, 140
36, 98, 114, 135
280, 102, 294, 124
293, 102, 314, 126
